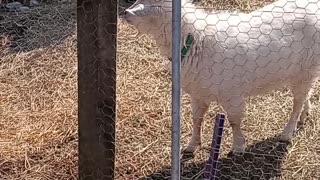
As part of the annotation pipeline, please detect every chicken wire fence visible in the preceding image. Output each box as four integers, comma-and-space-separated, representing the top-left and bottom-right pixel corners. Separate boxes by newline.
1, 0, 320, 179
119, 0, 320, 179
78, 0, 116, 179
1, 0, 78, 179
2, 0, 116, 179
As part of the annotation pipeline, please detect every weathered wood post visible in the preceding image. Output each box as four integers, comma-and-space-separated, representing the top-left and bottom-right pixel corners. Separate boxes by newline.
78, 0, 117, 179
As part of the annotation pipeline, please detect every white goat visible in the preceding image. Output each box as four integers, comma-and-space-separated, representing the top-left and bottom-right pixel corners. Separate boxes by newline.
122, 0, 320, 154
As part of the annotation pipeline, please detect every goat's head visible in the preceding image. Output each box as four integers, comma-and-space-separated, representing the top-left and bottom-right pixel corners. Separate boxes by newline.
121, 0, 193, 57
121, 0, 174, 33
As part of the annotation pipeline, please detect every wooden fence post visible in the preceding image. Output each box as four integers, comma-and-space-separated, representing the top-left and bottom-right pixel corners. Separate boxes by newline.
77, 0, 117, 179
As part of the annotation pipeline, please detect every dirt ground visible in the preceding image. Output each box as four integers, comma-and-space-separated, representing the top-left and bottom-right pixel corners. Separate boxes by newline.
1, 0, 320, 179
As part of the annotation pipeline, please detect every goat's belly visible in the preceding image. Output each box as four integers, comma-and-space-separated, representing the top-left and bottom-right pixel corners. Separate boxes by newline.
181, 76, 288, 103
181, 48, 320, 101
237, 49, 320, 96
230, 62, 320, 97
182, 63, 317, 101
181, 75, 220, 104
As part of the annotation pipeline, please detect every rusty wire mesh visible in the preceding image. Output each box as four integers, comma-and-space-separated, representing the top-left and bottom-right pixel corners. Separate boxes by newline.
117, 0, 320, 179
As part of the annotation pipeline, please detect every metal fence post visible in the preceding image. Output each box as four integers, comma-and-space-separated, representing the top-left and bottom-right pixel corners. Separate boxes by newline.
171, 0, 182, 179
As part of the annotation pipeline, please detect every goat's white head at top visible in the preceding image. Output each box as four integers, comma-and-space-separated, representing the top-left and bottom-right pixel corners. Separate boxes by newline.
122, 0, 174, 33
121, 0, 196, 57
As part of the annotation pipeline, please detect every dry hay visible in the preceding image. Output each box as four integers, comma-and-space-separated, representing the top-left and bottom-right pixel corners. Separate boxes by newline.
0, 0, 319, 179
116, 0, 320, 179
0, 0, 77, 179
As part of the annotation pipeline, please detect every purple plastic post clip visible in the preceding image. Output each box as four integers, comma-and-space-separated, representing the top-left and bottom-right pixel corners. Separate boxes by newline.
204, 113, 225, 180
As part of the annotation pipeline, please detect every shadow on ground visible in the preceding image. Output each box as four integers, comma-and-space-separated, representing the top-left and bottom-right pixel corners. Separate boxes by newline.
0, 0, 76, 56
144, 136, 290, 180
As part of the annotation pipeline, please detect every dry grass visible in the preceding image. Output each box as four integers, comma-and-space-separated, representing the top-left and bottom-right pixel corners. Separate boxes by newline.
0, 1, 77, 179
1, 0, 320, 179
116, 0, 320, 179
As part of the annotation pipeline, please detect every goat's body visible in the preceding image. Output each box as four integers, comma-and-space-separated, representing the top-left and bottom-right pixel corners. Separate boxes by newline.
178, 0, 320, 104
124, 0, 320, 154
178, 0, 320, 153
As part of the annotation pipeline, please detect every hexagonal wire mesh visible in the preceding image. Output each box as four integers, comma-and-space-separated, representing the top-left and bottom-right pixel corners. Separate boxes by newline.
1, 0, 78, 179
78, 0, 116, 179
118, 0, 320, 179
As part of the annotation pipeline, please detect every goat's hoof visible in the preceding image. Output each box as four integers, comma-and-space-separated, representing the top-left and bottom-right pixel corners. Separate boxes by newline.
279, 133, 293, 142
227, 146, 245, 158
181, 149, 195, 162
181, 145, 199, 161
227, 150, 244, 158
182, 143, 200, 154
297, 121, 305, 130
300, 111, 309, 122
232, 145, 245, 154
181, 147, 196, 155
181, 151, 194, 162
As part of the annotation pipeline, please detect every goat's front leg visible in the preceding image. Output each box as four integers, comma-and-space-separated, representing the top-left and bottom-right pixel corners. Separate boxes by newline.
183, 98, 209, 154
222, 97, 246, 154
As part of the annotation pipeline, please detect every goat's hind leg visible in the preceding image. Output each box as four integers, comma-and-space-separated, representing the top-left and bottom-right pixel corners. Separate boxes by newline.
280, 83, 313, 141
221, 97, 246, 154
298, 98, 311, 128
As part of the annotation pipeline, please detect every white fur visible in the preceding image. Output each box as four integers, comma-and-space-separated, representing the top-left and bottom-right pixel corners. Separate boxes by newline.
124, 0, 320, 154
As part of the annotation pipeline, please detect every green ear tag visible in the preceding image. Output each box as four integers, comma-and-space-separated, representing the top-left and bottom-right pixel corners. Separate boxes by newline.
181, 33, 194, 61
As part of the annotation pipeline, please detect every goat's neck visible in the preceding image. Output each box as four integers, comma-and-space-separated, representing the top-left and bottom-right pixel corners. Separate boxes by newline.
151, 1, 208, 59
152, 24, 193, 59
